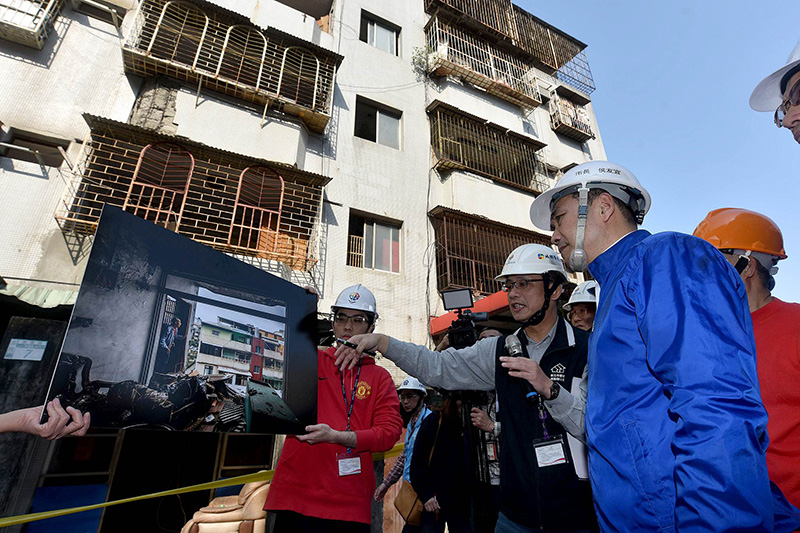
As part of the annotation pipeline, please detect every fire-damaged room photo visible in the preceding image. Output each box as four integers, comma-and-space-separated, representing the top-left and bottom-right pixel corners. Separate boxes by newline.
43, 206, 318, 434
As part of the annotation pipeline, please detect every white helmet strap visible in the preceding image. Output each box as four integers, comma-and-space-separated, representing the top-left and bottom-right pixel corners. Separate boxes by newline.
569, 186, 590, 272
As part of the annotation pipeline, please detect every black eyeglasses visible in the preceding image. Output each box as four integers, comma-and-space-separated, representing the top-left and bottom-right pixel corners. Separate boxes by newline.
334, 313, 368, 325
774, 77, 800, 127
502, 278, 545, 292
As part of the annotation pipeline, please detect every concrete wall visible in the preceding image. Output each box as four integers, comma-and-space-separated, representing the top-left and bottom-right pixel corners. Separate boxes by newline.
0, 6, 141, 288
317, 0, 433, 374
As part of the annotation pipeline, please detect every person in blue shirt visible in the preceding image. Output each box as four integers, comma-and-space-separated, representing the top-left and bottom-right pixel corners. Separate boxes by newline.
529, 160, 800, 532
373, 376, 432, 522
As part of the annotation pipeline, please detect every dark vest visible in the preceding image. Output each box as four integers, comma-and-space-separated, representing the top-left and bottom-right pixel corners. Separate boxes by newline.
494, 318, 597, 530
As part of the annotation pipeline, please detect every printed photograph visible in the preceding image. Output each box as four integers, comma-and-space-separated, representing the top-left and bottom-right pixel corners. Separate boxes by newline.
43, 206, 317, 434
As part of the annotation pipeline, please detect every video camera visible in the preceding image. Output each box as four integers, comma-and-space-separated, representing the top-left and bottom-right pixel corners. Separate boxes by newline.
441, 288, 489, 350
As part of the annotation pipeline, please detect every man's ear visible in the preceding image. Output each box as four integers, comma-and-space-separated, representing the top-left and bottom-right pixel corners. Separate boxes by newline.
741, 257, 758, 280
551, 283, 564, 301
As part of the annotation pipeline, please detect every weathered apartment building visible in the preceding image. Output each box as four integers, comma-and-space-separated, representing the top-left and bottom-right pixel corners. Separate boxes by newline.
0, 0, 604, 530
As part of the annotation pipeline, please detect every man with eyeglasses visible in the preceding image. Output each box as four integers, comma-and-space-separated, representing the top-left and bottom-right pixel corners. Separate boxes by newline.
335, 244, 596, 532
265, 284, 402, 533
694, 208, 800, 509
751, 38, 800, 142
562, 280, 597, 332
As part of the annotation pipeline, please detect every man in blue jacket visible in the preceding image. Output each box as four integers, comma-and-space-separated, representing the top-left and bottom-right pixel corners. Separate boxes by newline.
529, 160, 799, 531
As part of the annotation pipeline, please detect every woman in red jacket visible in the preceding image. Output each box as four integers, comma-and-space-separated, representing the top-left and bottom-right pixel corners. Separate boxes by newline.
265, 284, 403, 532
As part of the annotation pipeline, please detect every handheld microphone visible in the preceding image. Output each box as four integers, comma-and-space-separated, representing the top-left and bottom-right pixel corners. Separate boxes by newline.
505, 336, 539, 403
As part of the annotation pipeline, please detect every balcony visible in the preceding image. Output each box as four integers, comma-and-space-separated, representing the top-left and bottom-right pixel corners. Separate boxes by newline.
427, 100, 548, 193
424, 0, 594, 95
424, 15, 541, 109
0, 0, 63, 49
430, 206, 551, 296
549, 88, 593, 143
55, 115, 330, 271
122, 0, 343, 134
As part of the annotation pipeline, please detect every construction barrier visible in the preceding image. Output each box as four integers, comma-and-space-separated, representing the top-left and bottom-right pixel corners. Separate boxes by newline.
0, 442, 404, 528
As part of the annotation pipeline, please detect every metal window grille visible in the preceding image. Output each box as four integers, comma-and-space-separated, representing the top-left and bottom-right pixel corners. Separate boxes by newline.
425, 16, 541, 108
216, 25, 267, 90
424, 0, 594, 95
430, 208, 550, 295
347, 234, 364, 268
229, 166, 284, 255
549, 94, 594, 143
277, 46, 319, 111
145, 1, 209, 69
0, 0, 64, 49
428, 102, 548, 193
124, 0, 339, 133
123, 142, 193, 231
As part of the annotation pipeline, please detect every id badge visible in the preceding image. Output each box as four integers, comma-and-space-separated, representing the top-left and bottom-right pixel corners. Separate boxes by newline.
487, 441, 498, 461
532, 436, 568, 468
336, 450, 362, 476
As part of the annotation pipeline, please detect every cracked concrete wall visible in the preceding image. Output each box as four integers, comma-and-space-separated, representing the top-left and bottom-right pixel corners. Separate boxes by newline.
128, 76, 181, 135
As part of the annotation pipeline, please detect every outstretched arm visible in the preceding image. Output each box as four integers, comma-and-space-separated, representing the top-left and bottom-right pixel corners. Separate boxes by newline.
0, 399, 90, 439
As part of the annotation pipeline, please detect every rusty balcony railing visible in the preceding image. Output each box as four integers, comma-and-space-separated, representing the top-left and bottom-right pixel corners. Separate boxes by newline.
430, 206, 551, 296
425, 15, 541, 109
423, 0, 594, 95
428, 101, 548, 194
549, 96, 594, 143
55, 116, 330, 272
122, 0, 343, 133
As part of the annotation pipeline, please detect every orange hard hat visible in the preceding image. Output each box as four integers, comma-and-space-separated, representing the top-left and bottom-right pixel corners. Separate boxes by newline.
693, 208, 787, 259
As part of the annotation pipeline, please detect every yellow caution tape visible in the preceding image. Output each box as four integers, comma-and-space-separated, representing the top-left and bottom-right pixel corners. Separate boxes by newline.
0, 442, 405, 527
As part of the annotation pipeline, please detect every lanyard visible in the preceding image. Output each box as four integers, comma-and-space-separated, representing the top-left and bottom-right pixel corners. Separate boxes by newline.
339, 358, 363, 453
407, 406, 426, 444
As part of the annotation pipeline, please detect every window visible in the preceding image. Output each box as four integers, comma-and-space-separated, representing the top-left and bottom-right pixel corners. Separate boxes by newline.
0, 129, 68, 167
204, 365, 214, 375
212, 330, 220, 336
347, 212, 401, 273
253, 365, 261, 374
359, 12, 399, 56
354, 98, 401, 149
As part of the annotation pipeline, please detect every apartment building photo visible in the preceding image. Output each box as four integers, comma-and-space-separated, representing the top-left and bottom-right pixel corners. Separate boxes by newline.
0, 0, 604, 531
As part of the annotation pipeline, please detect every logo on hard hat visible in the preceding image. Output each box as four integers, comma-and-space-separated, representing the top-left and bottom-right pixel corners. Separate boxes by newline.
537, 252, 559, 261
348, 292, 360, 303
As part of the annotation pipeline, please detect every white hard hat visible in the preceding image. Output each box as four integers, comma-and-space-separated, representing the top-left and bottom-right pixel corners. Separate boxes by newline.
332, 284, 378, 318
563, 280, 598, 312
495, 243, 567, 282
750, 38, 800, 112
398, 376, 427, 395
529, 160, 651, 231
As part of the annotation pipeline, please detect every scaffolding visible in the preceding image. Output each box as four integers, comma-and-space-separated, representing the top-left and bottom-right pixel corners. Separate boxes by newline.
429, 206, 550, 296
425, 15, 541, 109
123, 0, 343, 133
0, 0, 64, 49
428, 100, 548, 194
54, 115, 329, 271
424, 0, 594, 95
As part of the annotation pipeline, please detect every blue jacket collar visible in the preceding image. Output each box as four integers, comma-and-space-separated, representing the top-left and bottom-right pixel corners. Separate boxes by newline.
588, 230, 651, 285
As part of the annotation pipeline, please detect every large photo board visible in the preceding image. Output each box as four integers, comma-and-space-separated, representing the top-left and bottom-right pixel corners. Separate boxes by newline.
43, 206, 317, 433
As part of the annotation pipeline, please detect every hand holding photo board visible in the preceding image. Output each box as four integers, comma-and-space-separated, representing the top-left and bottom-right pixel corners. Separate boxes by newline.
43, 206, 318, 434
